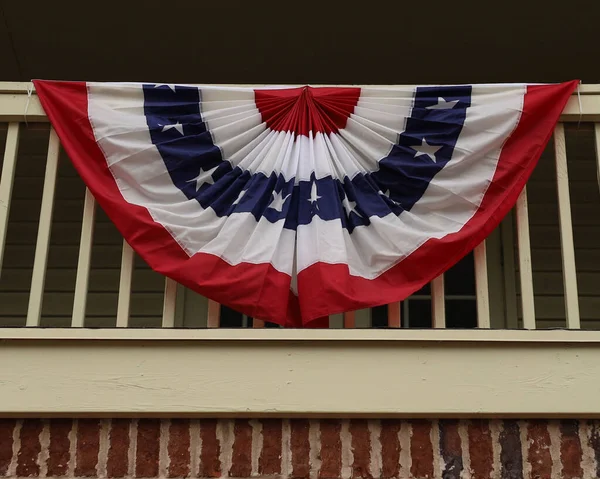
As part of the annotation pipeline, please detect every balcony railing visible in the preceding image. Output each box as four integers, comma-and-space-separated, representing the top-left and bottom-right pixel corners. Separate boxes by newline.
0, 83, 599, 332
0, 83, 600, 417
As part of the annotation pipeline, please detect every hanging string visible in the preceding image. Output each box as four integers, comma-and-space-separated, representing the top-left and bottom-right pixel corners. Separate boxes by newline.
24, 81, 33, 127
576, 80, 583, 130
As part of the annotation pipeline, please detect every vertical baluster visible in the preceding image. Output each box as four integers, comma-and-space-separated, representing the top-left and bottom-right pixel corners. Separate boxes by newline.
71, 188, 96, 327
431, 275, 446, 328
515, 188, 536, 329
26, 128, 60, 327
253, 318, 265, 328
596, 124, 600, 192
162, 277, 177, 328
554, 124, 580, 329
0, 123, 20, 277
343, 311, 355, 328
387, 302, 401, 328
474, 241, 490, 328
116, 240, 134, 328
207, 300, 221, 328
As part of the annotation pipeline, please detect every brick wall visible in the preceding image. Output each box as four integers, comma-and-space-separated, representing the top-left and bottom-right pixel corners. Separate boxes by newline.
0, 419, 598, 479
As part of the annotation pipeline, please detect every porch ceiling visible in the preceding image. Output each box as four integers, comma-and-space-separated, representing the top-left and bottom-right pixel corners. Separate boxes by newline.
0, 1, 599, 85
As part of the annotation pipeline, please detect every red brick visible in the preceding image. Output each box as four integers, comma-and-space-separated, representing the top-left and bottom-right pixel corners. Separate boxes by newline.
349, 419, 372, 479
107, 419, 130, 478
229, 420, 252, 477
168, 419, 190, 478
560, 420, 583, 479
319, 420, 341, 479
410, 420, 434, 479
290, 419, 310, 479
16, 419, 43, 477
468, 420, 493, 479
588, 421, 600, 479
4, 417, 600, 479
75, 419, 100, 477
258, 419, 281, 475
380, 420, 400, 479
439, 420, 462, 479
527, 420, 552, 479
0, 420, 15, 476
135, 420, 160, 478
199, 419, 220, 478
499, 420, 523, 479
47, 420, 71, 477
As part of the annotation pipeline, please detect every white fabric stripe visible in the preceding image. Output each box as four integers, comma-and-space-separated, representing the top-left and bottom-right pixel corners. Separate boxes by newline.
87, 83, 525, 281
88, 83, 295, 276
296, 85, 525, 276
219, 128, 393, 183
207, 87, 416, 182
207, 84, 527, 185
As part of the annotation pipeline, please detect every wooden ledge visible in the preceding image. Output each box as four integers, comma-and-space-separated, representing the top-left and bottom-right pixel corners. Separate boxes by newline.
1, 327, 600, 343
1, 327, 600, 417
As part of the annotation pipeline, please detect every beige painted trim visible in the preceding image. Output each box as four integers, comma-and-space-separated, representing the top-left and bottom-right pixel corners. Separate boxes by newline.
0, 85, 599, 122
5, 82, 600, 92
0, 122, 20, 275
474, 242, 491, 328
515, 187, 536, 329
71, 188, 96, 327
25, 128, 60, 326
1, 333, 600, 417
553, 124, 581, 329
2, 327, 600, 342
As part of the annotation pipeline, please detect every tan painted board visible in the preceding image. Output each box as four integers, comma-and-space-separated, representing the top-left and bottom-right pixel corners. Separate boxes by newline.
2, 334, 600, 416
1, 87, 600, 121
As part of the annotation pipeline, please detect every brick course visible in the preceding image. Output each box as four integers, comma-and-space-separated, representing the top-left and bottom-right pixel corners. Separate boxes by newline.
0, 419, 597, 478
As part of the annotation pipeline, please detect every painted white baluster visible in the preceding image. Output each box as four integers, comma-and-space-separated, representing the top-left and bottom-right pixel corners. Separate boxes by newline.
387, 302, 401, 328
515, 188, 536, 329
71, 188, 96, 327
431, 275, 446, 328
595, 123, 600, 214
253, 318, 265, 328
474, 241, 491, 328
162, 278, 178, 328
0, 123, 20, 277
116, 240, 134, 328
207, 299, 221, 328
26, 128, 60, 327
554, 124, 580, 329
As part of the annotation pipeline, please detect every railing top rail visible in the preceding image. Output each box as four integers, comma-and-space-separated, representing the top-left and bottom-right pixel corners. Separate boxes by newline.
0, 82, 598, 122
1, 81, 599, 93
2, 327, 600, 343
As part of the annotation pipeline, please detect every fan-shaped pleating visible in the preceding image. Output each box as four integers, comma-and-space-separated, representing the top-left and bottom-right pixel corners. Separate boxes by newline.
35, 79, 577, 326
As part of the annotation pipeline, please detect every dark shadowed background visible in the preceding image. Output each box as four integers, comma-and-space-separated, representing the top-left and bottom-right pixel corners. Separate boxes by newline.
1, 0, 598, 84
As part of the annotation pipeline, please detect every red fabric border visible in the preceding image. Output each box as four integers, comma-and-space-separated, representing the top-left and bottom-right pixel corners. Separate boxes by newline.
33, 80, 578, 327
33, 80, 301, 327
296, 81, 579, 321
